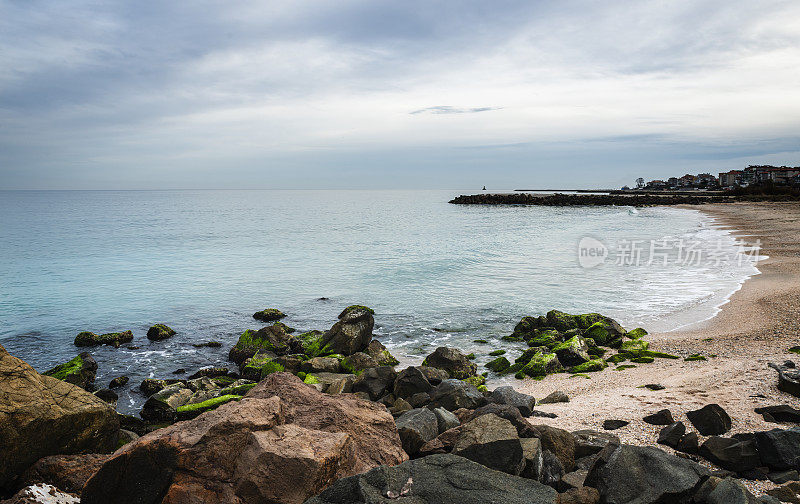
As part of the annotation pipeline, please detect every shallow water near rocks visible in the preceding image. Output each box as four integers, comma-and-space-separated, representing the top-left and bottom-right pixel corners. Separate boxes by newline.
0, 189, 759, 413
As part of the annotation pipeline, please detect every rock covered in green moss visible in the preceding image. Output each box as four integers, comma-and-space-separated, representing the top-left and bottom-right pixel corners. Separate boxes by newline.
462, 374, 486, 388
585, 321, 624, 347
109, 375, 129, 388
521, 352, 563, 377
252, 308, 286, 322
228, 323, 300, 365
631, 356, 655, 364
489, 349, 506, 356
43, 352, 98, 390
74, 330, 133, 347
570, 358, 608, 373
303, 374, 320, 385
176, 394, 242, 420
607, 354, 628, 364
552, 335, 591, 367
241, 352, 285, 380
146, 324, 176, 341
685, 354, 707, 362
527, 329, 560, 348
365, 339, 399, 366
627, 328, 648, 339
620, 339, 650, 357
485, 356, 510, 373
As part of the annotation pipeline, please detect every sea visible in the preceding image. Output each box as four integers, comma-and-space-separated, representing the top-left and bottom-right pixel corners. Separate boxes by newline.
0, 190, 762, 413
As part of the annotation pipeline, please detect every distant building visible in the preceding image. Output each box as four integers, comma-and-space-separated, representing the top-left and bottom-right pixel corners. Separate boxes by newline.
719, 170, 743, 187
667, 177, 678, 188
678, 174, 696, 187
646, 179, 668, 189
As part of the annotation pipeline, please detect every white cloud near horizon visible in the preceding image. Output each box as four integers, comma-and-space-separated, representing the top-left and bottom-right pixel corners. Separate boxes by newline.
1, 0, 800, 189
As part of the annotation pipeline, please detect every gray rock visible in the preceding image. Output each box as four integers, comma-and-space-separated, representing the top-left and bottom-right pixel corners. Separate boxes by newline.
572, 430, 620, 459
395, 408, 438, 456
769, 361, 800, 398
585, 444, 711, 504
430, 379, 484, 411
452, 414, 525, 475
393, 366, 432, 398
657, 422, 686, 448
676, 431, 699, 455
701, 476, 760, 504
301, 357, 342, 374
539, 450, 565, 488
465, 403, 537, 438
560, 469, 588, 491
351, 366, 397, 400
490, 386, 536, 417
318, 305, 375, 356
699, 437, 761, 473
422, 347, 478, 379
408, 392, 431, 408
754, 428, 800, 471
643, 409, 674, 426
769, 469, 799, 484
433, 407, 460, 433
140, 383, 192, 422
303, 453, 558, 504
534, 424, 576, 472
520, 437, 544, 480
603, 419, 629, 431
755, 405, 800, 424
687, 404, 732, 436
539, 390, 569, 404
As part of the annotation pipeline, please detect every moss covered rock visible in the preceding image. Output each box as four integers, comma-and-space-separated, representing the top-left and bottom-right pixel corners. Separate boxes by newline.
488, 349, 506, 356
146, 324, 175, 341
422, 347, 477, 379
570, 359, 608, 373
485, 356, 510, 373
228, 323, 300, 365
527, 329, 560, 348
631, 356, 655, 364
585, 322, 623, 347
552, 335, 591, 367
521, 352, 563, 377
340, 352, 377, 374
627, 328, 648, 339
462, 375, 486, 388
252, 308, 286, 322
316, 305, 375, 356
176, 394, 242, 420
74, 330, 133, 348
241, 353, 285, 381
620, 339, 650, 357
43, 353, 98, 391
684, 354, 707, 362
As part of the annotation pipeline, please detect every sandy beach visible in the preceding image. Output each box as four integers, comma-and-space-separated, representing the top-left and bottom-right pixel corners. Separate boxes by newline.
517, 201, 800, 491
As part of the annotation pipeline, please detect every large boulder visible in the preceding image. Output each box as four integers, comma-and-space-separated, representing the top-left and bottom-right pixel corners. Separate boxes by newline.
0, 344, 119, 493
533, 424, 576, 472
464, 403, 538, 438
754, 428, 800, 470
229, 324, 300, 365
686, 404, 732, 436
422, 347, 478, 379
74, 330, 133, 347
585, 444, 711, 504
42, 352, 97, 391
364, 339, 399, 366
304, 453, 558, 504
253, 308, 286, 322
429, 379, 485, 411
699, 437, 761, 473
395, 408, 439, 456
82, 373, 407, 504
490, 386, 536, 417
695, 476, 760, 504
317, 306, 375, 356
351, 366, 397, 401
572, 430, 620, 459
393, 366, 432, 398
146, 324, 176, 341
452, 414, 525, 475
139, 382, 193, 422
769, 361, 800, 398
553, 336, 591, 367
19, 454, 110, 494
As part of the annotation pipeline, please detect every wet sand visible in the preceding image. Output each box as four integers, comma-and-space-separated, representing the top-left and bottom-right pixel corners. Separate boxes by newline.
516, 202, 800, 492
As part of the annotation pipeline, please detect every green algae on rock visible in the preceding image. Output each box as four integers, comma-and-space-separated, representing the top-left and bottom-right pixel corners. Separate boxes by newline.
43, 352, 97, 390
146, 324, 175, 341
74, 330, 133, 347
570, 358, 608, 373
252, 308, 286, 322
176, 394, 242, 420
485, 356, 510, 373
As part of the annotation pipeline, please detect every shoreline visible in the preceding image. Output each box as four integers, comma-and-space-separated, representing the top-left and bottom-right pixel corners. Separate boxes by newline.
517, 201, 800, 492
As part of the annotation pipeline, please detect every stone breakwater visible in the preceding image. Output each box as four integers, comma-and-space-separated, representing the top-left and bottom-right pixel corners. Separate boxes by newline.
3, 305, 800, 503
449, 193, 732, 206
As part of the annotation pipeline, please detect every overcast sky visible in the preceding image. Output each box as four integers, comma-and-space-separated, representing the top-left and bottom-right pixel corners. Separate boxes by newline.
2, 0, 800, 190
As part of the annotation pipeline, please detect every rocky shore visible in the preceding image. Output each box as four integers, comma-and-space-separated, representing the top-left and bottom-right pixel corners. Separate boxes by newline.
448, 192, 800, 206
4, 293, 800, 503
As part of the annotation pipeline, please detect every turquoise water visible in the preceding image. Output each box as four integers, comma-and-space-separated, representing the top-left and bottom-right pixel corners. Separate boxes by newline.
0, 190, 759, 412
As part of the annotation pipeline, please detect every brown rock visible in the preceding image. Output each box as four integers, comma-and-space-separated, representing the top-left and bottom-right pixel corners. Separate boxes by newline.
0, 344, 119, 492
20, 454, 110, 494
533, 424, 576, 472
557, 486, 600, 504
82, 373, 407, 504
2, 484, 80, 504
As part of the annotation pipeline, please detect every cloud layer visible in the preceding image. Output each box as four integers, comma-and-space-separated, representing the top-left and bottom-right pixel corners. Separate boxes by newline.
2, 0, 800, 189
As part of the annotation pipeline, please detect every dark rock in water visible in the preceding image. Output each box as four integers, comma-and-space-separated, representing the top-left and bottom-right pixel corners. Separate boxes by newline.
139, 378, 167, 396
767, 481, 800, 503
643, 409, 675, 425
43, 352, 97, 391
117, 414, 147, 437
304, 453, 558, 504
452, 414, 525, 475
422, 347, 478, 379
393, 366, 433, 398
172, 368, 186, 375
585, 444, 711, 504
533, 424, 576, 472
657, 422, 686, 449
490, 386, 536, 417
465, 403, 537, 438
485, 356, 510, 373
146, 323, 175, 341
754, 428, 800, 471
317, 305, 375, 356
769, 469, 799, 484
0, 343, 119, 493
695, 476, 760, 504
755, 405, 800, 423
252, 308, 286, 322
19, 453, 110, 494
572, 430, 620, 459
94, 388, 118, 405
603, 419, 629, 431
188, 366, 229, 379
74, 330, 133, 347
192, 340, 222, 348
687, 404, 732, 436
351, 366, 397, 401
429, 379, 485, 411
395, 408, 439, 456
699, 436, 761, 472
139, 382, 192, 422
676, 431, 700, 455
84, 372, 407, 504
229, 323, 301, 365
433, 407, 460, 433
539, 390, 569, 404
109, 375, 129, 389
769, 361, 800, 398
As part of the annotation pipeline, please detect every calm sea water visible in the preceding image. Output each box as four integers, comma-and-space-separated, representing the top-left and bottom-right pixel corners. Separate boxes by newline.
0, 190, 759, 413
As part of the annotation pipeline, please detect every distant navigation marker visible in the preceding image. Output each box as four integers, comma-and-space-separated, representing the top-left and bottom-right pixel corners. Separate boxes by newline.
482, 186, 486, 190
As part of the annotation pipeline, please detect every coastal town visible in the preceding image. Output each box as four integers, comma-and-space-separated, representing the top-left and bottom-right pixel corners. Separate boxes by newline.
627, 165, 800, 191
